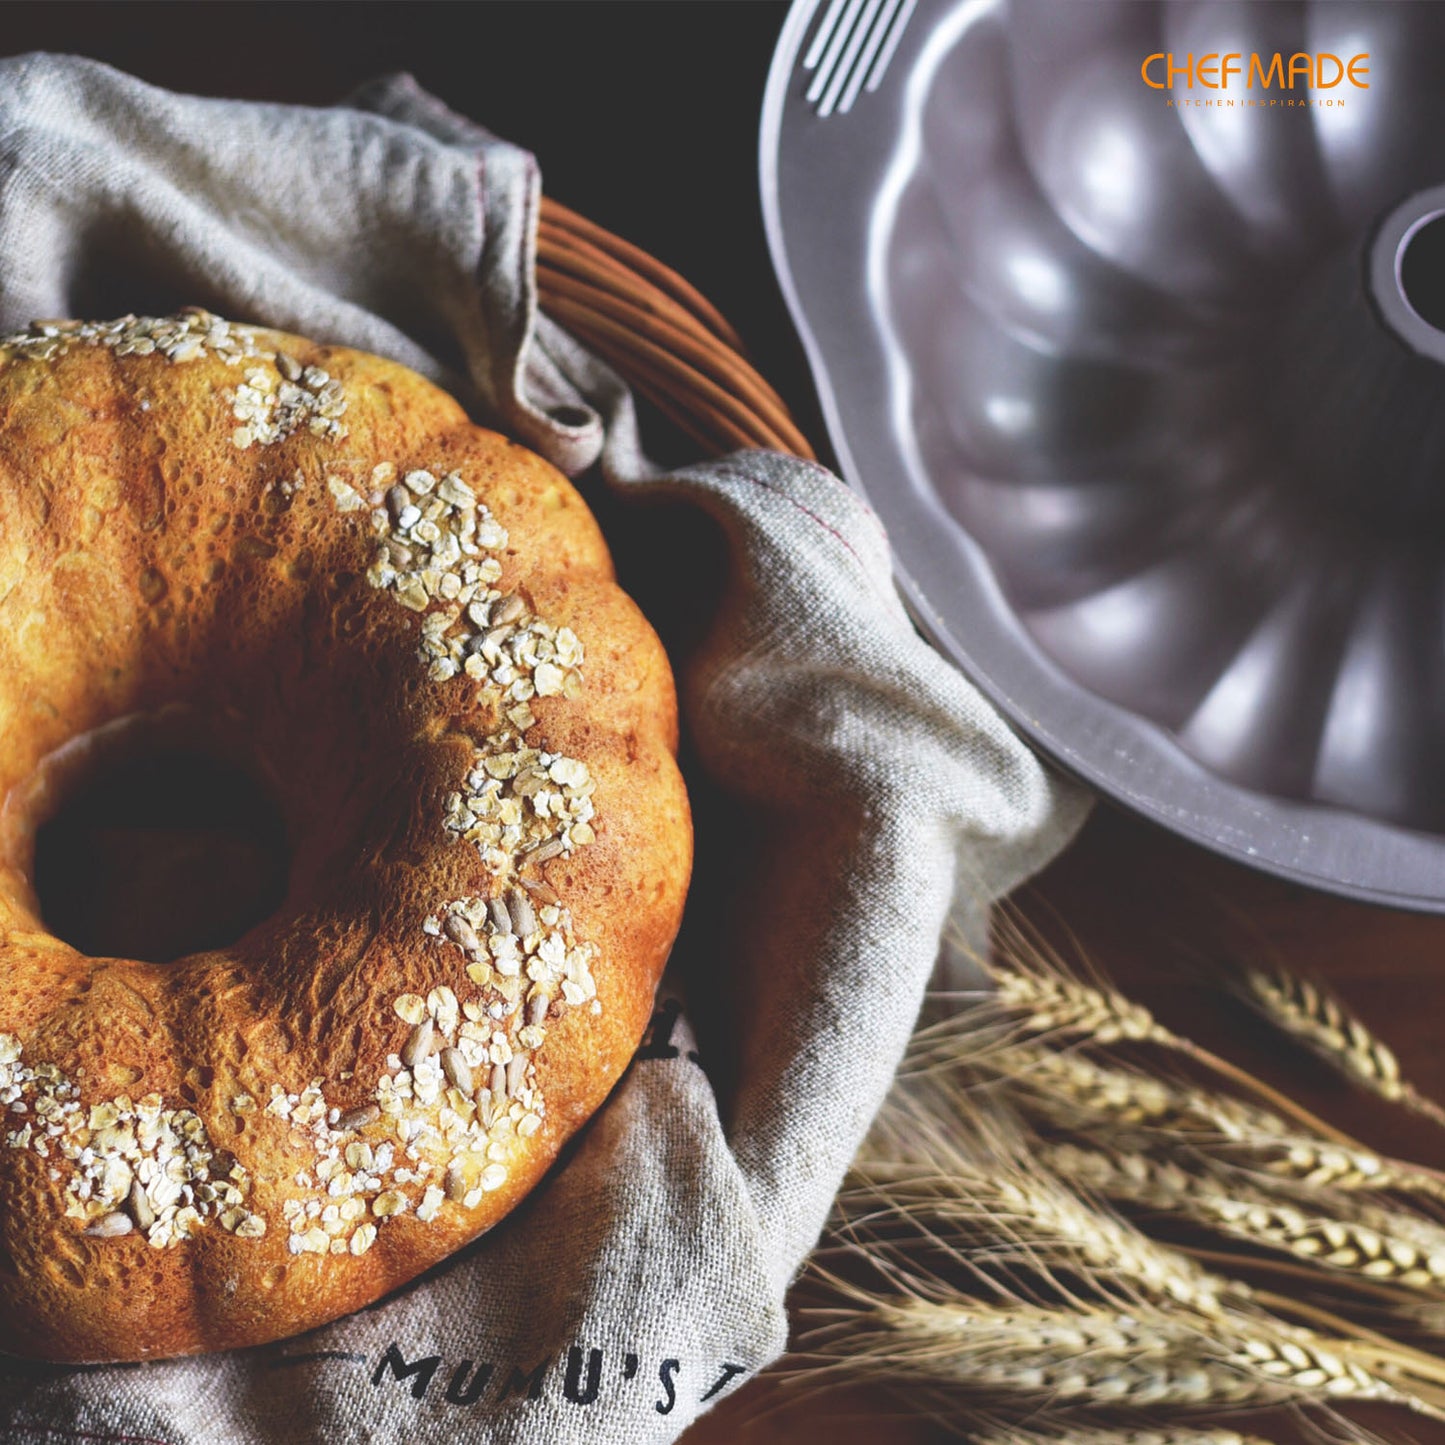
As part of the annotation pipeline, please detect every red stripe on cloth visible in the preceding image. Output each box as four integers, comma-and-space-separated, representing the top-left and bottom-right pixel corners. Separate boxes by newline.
13, 1426, 173, 1445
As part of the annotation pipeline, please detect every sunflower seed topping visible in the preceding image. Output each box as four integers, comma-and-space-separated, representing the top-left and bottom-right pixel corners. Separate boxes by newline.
129, 1181, 156, 1232
296, 438, 599, 1251
492, 593, 526, 626
444, 1160, 469, 1202
336, 1103, 381, 1132
0, 1035, 257, 1248
400, 1021, 435, 1069
440, 1048, 473, 1096
386, 484, 412, 523
509, 889, 537, 938
1, 311, 263, 369
444, 914, 481, 954
84, 1212, 134, 1238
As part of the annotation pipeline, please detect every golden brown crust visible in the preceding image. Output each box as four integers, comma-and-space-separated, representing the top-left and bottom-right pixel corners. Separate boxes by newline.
0, 315, 691, 1360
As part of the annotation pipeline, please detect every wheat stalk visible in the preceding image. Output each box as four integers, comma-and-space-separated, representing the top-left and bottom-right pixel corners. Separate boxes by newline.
969, 959, 1358, 1146
908, 1011, 1445, 1214
972, 1044, 1445, 1207
988, 967, 1176, 1048
989, 1045, 1287, 1137
1240, 964, 1445, 1129
798, 1294, 1432, 1414
789, 913, 1445, 1441
1242, 1139, 1445, 1203
840, 1166, 1224, 1314
848, 1103, 1235, 1319
800, 1297, 1260, 1405
1044, 1143, 1445, 1297
850, 1092, 1445, 1383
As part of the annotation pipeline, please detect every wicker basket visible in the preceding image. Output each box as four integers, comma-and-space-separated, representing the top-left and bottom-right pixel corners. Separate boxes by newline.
536, 197, 814, 461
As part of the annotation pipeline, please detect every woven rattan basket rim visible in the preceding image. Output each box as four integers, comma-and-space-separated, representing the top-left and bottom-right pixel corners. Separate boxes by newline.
536, 196, 815, 461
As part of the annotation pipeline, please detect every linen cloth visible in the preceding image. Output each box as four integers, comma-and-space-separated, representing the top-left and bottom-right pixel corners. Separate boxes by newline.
0, 56, 1090, 1444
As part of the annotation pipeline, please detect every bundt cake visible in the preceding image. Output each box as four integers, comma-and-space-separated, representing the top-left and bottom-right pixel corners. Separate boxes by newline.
0, 310, 691, 1360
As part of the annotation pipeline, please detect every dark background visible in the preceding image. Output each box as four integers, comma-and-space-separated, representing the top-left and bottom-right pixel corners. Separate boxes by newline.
0, 0, 825, 448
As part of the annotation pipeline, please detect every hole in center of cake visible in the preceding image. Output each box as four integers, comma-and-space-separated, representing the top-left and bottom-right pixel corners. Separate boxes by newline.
30, 724, 290, 964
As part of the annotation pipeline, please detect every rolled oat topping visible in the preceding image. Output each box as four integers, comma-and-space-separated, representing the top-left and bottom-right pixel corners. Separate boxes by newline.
0, 1036, 263, 1249
0, 310, 264, 367
0, 310, 348, 449
267, 449, 606, 1257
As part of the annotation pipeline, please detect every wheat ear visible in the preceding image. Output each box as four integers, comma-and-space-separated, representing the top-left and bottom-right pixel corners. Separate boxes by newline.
849, 1093, 1234, 1318
977, 1044, 1445, 1206
988, 966, 1175, 1047
1241, 964, 1445, 1129
797, 1295, 1429, 1414
976, 961, 1357, 1146
1045, 1143, 1445, 1297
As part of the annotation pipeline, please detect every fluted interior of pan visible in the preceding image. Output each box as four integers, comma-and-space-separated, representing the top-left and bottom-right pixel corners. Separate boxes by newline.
884, 0, 1445, 831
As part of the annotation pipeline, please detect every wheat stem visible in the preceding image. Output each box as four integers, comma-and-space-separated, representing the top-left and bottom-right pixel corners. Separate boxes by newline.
1173, 1042, 1359, 1149
856, 1089, 1244, 1318
842, 1158, 1234, 1319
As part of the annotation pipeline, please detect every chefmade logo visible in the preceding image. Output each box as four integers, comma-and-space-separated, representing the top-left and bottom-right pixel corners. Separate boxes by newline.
1141, 50, 1370, 108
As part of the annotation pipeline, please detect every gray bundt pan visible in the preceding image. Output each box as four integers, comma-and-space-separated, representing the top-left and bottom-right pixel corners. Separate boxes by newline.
762, 0, 1445, 908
